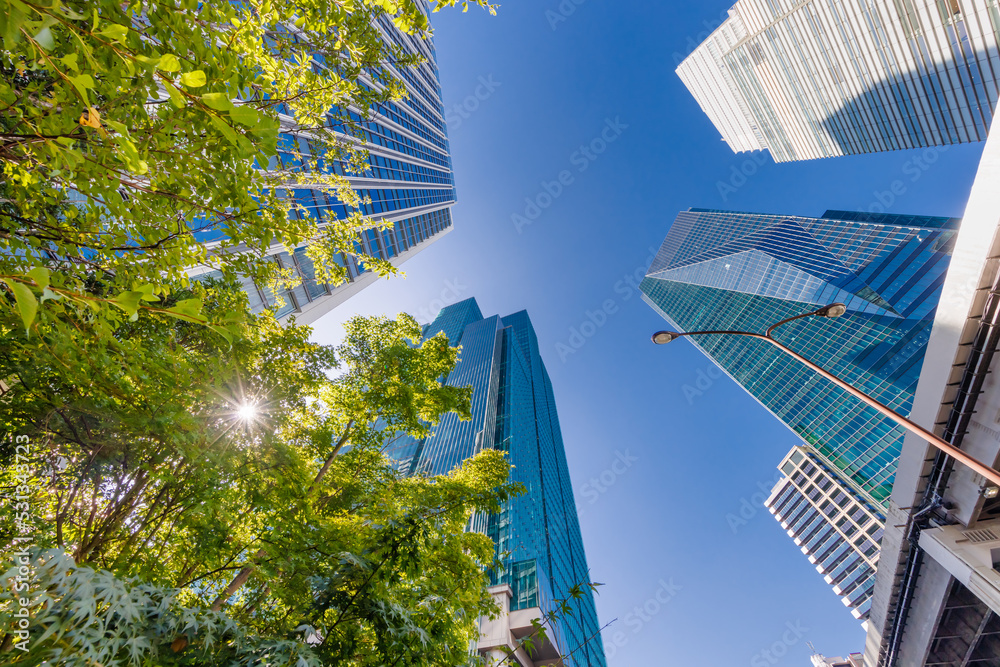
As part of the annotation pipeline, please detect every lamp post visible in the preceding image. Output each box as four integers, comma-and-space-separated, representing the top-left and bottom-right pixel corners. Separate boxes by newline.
651, 302, 1000, 488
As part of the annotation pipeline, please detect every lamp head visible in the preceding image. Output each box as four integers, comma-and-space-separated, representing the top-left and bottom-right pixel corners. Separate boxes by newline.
816, 303, 847, 318
651, 331, 678, 345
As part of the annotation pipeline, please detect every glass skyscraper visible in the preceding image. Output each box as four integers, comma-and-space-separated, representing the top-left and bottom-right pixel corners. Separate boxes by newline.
195, 6, 457, 324
641, 208, 959, 506
387, 298, 607, 667
677, 0, 1000, 161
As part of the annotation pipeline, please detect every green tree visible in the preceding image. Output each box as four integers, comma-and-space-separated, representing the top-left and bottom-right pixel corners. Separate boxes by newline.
0, 280, 520, 665
1, 0, 494, 314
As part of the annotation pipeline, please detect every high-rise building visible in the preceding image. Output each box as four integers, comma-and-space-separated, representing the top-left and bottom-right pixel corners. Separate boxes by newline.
766, 446, 885, 622
387, 297, 607, 667
641, 208, 959, 507
677, 0, 1000, 162
194, 7, 456, 325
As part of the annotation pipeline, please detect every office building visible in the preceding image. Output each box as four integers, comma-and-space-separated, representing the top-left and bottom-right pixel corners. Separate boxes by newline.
766, 446, 885, 622
195, 6, 456, 324
677, 0, 1000, 161
641, 208, 959, 507
386, 297, 607, 667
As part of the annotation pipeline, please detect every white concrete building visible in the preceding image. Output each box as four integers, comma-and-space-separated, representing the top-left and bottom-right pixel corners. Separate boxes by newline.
812, 650, 864, 667
477, 585, 566, 667
766, 446, 885, 623
678, 0, 1000, 162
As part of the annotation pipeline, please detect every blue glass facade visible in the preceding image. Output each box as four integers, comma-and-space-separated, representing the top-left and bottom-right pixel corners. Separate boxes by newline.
201, 10, 457, 320
641, 208, 960, 506
387, 298, 607, 667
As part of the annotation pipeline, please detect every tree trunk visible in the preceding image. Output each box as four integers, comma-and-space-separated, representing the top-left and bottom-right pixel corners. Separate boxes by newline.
209, 547, 266, 611
210, 422, 353, 611
306, 420, 353, 496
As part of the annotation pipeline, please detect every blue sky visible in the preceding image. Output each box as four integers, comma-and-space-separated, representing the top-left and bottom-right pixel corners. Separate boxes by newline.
311, 2, 988, 664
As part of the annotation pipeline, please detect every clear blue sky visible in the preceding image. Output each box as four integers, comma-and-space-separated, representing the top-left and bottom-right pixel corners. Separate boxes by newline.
311, 2, 987, 664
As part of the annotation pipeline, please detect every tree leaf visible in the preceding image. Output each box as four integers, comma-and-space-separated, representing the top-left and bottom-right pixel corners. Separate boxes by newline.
3, 1, 26, 44
229, 105, 259, 126
209, 115, 241, 146
162, 80, 186, 109
68, 74, 94, 103
105, 118, 128, 136
79, 107, 101, 129
207, 324, 233, 346
2, 279, 38, 335
97, 23, 129, 42
26, 266, 50, 290
61, 52, 80, 71
173, 297, 202, 314
164, 298, 207, 324
157, 53, 181, 72
180, 70, 206, 88
33, 26, 55, 50
116, 137, 148, 174
135, 284, 161, 302
110, 290, 145, 316
201, 93, 235, 111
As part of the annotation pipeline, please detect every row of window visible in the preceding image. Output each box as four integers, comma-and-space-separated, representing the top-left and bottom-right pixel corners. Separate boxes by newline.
359, 152, 453, 185
361, 207, 453, 261
769, 487, 879, 618
272, 133, 453, 187
354, 186, 455, 216
363, 80, 449, 149
275, 15, 449, 147
775, 449, 884, 545
374, 16, 446, 122
348, 110, 452, 168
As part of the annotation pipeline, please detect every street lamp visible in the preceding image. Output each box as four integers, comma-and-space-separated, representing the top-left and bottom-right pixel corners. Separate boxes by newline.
651, 302, 1000, 487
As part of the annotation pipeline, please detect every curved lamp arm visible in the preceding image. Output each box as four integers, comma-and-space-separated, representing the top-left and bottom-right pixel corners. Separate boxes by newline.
651, 303, 1000, 488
